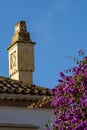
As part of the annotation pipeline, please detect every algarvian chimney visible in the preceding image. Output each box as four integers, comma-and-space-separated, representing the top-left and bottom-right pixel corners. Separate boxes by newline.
7, 21, 35, 84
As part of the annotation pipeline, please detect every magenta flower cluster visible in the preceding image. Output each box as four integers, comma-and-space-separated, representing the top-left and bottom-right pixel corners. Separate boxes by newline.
46, 52, 87, 130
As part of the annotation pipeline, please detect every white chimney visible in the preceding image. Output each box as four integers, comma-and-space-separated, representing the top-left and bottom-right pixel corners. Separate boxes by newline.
7, 21, 35, 84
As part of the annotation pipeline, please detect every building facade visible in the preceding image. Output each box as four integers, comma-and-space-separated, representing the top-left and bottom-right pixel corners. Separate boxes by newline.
0, 21, 53, 130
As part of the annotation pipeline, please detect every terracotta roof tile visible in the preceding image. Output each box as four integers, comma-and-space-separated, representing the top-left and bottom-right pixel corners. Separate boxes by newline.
0, 76, 53, 100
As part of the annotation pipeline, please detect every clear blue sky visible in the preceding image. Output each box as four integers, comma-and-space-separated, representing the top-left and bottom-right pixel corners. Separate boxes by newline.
0, 0, 87, 88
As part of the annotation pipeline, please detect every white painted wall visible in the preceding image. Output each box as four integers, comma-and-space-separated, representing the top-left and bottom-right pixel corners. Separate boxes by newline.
0, 107, 54, 130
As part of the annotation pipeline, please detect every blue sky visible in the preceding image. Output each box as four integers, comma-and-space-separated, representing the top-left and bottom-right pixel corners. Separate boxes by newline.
0, 0, 87, 88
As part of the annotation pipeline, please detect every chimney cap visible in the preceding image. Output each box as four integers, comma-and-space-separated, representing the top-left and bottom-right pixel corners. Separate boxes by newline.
14, 21, 27, 33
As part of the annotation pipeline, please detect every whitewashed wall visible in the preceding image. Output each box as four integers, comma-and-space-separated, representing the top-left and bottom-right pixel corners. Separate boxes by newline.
0, 107, 54, 130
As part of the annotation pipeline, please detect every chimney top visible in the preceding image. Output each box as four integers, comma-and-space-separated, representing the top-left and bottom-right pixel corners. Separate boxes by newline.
11, 21, 33, 45
14, 21, 27, 33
